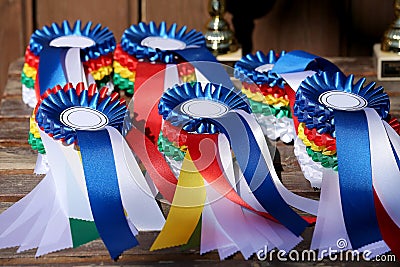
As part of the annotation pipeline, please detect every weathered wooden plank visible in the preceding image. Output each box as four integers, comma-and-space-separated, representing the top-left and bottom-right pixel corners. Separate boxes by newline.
2, 78, 23, 99
0, 146, 37, 171
0, 174, 42, 202
0, 118, 30, 144
0, 97, 32, 119
0, 0, 27, 99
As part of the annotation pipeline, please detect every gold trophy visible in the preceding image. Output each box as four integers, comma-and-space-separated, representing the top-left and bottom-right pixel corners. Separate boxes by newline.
382, 0, 400, 53
204, 0, 238, 56
374, 0, 400, 80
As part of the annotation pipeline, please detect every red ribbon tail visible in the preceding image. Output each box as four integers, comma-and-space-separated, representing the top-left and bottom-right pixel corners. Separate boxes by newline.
125, 127, 177, 203
133, 62, 166, 144
374, 189, 400, 259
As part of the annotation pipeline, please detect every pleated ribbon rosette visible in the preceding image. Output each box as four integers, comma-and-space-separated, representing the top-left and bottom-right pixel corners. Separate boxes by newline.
0, 84, 165, 260
293, 71, 400, 259
114, 21, 235, 146
144, 81, 319, 260
22, 20, 116, 108
113, 21, 205, 96
23, 20, 116, 174
234, 50, 295, 143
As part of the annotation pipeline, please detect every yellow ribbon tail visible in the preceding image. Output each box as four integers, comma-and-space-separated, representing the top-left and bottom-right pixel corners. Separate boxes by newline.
150, 151, 206, 251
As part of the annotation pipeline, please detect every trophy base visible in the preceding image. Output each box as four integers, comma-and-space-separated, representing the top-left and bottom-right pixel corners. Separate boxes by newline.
373, 43, 400, 81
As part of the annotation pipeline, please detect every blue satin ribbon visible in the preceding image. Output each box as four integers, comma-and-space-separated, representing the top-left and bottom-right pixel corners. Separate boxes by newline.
77, 129, 138, 260
335, 110, 382, 249
30, 20, 116, 95
38, 47, 68, 95
271, 50, 342, 75
174, 48, 234, 88
212, 112, 308, 236
35, 86, 134, 259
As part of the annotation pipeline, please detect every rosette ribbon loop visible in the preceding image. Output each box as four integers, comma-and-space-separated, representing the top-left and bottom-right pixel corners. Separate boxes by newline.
0, 84, 165, 259
234, 50, 286, 88
295, 71, 400, 259
30, 20, 116, 97
149, 82, 318, 259
120, 21, 234, 145
268, 50, 343, 134
234, 50, 296, 143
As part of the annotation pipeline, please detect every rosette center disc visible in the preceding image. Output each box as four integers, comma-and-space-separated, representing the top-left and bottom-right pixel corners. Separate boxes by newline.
50, 36, 95, 48
318, 90, 368, 111
180, 99, 229, 118
60, 107, 109, 130
255, 63, 274, 73
141, 36, 186, 50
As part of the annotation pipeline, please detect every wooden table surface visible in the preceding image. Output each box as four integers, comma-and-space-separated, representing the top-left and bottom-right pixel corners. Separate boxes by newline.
0, 58, 399, 266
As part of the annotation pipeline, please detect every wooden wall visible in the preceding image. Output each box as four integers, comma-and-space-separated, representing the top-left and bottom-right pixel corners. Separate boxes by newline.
0, 0, 395, 97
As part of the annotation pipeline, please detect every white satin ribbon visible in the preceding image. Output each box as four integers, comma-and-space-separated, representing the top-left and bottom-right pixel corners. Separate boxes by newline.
0, 172, 73, 256
365, 108, 400, 228
107, 126, 165, 231
236, 110, 319, 215
34, 153, 49, 175
280, 71, 316, 92
65, 47, 87, 89
40, 129, 93, 221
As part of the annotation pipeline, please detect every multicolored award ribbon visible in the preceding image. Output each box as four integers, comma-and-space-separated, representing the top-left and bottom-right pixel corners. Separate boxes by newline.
114, 21, 235, 145
294, 71, 400, 259
22, 20, 116, 176
234, 50, 295, 143
0, 84, 165, 259
147, 82, 318, 259
22, 20, 115, 108
268, 50, 342, 136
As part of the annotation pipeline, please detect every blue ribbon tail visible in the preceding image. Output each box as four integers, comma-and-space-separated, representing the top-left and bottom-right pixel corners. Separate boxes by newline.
174, 47, 234, 88
271, 50, 342, 74
335, 110, 382, 249
212, 111, 308, 236
77, 129, 138, 260
38, 47, 69, 95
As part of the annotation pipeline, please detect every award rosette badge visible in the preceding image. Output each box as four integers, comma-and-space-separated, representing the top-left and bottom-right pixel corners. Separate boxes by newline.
140, 81, 319, 260
113, 21, 201, 96
22, 20, 116, 108
0, 84, 165, 259
23, 20, 116, 174
234, 51, 295, 143
293, 71, 400, 259
113, 21, 235, 145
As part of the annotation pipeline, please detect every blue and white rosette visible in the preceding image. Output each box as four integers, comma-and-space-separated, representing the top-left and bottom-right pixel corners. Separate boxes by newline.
0, 84, 164, 259
152, 82, 319, 259
30, 20, 116, 98
234, 50, 295, 143
294, 71, 400, 259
